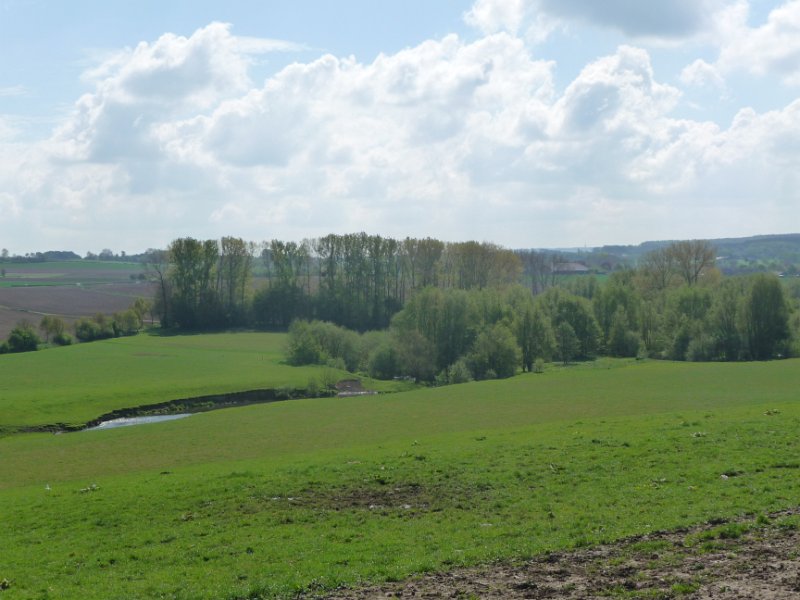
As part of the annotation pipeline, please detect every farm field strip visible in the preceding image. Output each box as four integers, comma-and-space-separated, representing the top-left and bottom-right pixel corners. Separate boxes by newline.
0, 260, 151, 338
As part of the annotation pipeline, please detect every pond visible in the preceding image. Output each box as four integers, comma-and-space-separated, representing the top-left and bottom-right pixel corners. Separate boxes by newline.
84, 414, 192, 431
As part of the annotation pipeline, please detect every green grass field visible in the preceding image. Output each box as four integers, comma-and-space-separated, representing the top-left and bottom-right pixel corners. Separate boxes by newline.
2, 335, 800, 599
0, 332, 393, 430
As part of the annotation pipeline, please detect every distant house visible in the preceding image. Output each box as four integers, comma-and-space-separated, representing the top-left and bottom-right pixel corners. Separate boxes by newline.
554, 262, 591, 275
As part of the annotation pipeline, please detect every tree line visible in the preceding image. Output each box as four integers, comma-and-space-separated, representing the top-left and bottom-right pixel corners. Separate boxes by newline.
286, 269, 797, 383
143, 235, 797, 370
2, 235, 797, 373
148, 234, 526, 331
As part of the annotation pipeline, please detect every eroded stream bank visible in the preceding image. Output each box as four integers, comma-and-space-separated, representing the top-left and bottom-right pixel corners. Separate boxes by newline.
18, 385, 340, 434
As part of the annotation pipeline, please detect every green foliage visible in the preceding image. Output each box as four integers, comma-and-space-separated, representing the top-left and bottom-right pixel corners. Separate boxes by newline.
3, 321, 39, 353
607, 306, 640, 358
515, 303, 555, 371
542, 288, 601, 359
741, 273, 791, 360
38, 315, 65, 343
52, 331, 73, 346
74, 315, 114, 342
555, 321, 579, 365
445, 357, 473, 383
466, 323, 520, 379
113, 309, 140, 336
367, 340, 399, 380
285, 320, 326, 366
285, 320, 361, 371
393, 329, 437, 381
392, 287, 479, 371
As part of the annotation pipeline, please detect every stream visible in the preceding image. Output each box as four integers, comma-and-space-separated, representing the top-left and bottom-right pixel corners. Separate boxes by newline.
84, 414, 193, 431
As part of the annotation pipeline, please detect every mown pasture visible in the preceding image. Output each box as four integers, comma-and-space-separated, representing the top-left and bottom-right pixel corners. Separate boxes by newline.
1, 339, 799, 599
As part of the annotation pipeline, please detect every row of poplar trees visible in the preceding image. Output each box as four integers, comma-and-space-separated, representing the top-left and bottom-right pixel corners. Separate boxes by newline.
147, 235, 797, 365
147, 233, 524, 331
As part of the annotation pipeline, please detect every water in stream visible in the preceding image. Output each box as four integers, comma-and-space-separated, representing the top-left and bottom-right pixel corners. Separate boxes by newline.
84, 414, 192, 431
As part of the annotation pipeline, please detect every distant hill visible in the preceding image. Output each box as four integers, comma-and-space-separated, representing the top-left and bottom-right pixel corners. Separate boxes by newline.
557, 234, 800, 274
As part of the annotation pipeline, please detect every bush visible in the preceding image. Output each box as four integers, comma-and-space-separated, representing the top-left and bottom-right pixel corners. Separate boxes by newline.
285, 320, 361, 370
113, 309, 140, 336
5, 321, 39, 353
286, 321, 325, 365
447, 358, 472, 384
74, 318, 101, 342
305, 377, 320, 397
52, 332, 73, 346
533, 357, 546, 373
467, 323, 520, 380
368, 342, 398, 379
687, 335, 714, 362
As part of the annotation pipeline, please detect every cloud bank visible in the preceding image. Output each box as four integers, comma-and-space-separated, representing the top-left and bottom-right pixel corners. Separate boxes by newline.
1, 7, 799, 253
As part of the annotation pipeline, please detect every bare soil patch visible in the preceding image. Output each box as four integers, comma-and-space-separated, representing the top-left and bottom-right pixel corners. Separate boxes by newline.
0, 283, 155, 338
297, 482, 434, 512
317, 509, 800, 599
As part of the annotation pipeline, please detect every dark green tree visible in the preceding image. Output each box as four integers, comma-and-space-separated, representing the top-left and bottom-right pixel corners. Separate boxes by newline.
555, 321, 579, 365
466, 323, 520, 379
4, 321, 39, 353
515, 303, 554, 371
740, 274, 791, 360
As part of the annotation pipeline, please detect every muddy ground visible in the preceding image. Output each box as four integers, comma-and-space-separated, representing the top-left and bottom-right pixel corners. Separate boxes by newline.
316, 509, 800, 599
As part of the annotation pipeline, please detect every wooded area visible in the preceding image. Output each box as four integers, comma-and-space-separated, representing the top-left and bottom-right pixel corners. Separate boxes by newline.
134, 235, 799, 381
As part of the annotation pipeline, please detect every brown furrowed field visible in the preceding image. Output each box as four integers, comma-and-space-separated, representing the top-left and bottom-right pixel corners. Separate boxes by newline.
0, 261, 154, 338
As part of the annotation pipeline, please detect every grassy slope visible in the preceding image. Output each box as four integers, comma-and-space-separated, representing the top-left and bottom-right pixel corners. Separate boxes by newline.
2, 357, 800, 598
0, 332, 362, 428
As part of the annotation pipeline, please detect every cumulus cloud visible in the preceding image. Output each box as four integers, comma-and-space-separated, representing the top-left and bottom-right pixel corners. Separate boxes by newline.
716, 0, 800, 84
677, 0, 800, 89
680, 59, 726, 89
0, 19, 798, 252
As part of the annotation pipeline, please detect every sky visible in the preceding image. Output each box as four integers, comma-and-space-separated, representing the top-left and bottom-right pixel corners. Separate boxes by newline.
1, 0, 799, 255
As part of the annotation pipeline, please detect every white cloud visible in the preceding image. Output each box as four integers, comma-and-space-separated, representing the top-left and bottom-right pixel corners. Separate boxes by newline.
0, 191, 21, 217
716, 0, 800, 85
464, 0, 527, 34
680, 59, 726, 89
0, 20, 798, 252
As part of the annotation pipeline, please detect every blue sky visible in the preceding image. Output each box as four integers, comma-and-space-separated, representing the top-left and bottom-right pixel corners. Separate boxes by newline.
1, 0, 799, 254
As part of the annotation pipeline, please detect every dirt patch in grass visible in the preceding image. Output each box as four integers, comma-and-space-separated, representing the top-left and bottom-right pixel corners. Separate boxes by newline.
298, 482, 434, 512
316, 508, 800, 599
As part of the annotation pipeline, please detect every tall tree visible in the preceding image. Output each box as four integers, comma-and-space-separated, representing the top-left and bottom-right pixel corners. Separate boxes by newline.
638, 246, 676, 293
217, 236, 253, 324
740, 274, 791, 360
515, 303, 555, 371
168, 238, 220, 328
144, 248, 171, 328
666, 240, 716, 287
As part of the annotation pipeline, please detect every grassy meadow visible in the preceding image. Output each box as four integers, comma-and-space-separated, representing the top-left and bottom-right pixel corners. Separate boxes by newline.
2, 334, 800, 598
0, 332, 386, 430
